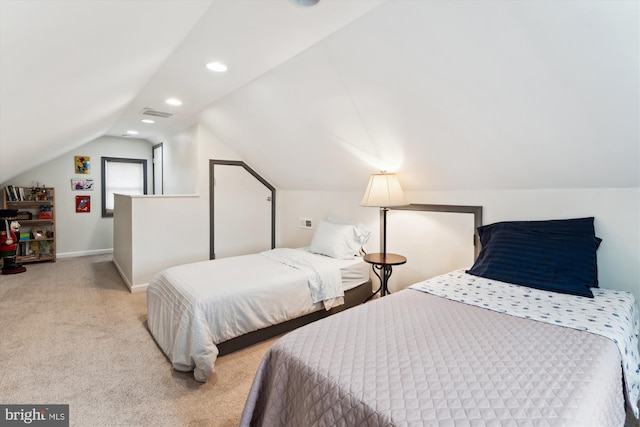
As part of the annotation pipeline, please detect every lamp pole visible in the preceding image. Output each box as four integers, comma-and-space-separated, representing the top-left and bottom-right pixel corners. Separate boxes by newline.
381, 206, 389, 258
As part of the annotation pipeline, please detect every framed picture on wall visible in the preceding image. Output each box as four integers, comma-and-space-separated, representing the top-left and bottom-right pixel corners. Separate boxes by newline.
75, 156, 90, 174
75, 195, 91, 213
71, 178, 94, 191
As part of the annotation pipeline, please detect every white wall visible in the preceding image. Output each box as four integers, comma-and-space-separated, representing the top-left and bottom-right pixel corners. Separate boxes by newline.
162, 128, 199, 195
213, 163, 274, 258
0, 135, 153, 256
278, 187, 640, 305
113, 194, 205, 291
277, 191, 377, 250
410, 188, 640, 299
112, 194, 132, 286
161, 123, 243, 196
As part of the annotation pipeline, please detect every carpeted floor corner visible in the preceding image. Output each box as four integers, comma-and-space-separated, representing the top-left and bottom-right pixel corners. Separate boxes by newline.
0, 255, 275, 426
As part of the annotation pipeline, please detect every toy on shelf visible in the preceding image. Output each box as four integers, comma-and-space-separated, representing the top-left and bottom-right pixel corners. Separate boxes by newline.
0, 209, 27, 274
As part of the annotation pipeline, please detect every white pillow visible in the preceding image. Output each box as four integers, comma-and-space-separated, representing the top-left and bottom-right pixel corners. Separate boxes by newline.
326, 214, 371, 247
309, 220, 364, 259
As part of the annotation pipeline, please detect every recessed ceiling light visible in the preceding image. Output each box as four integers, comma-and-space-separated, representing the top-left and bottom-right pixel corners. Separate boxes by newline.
206, 61, 228, 72
141, 119, 155, 124
126, 130, 139, 135
291, 0, 320, 6
165, 98, 182, 106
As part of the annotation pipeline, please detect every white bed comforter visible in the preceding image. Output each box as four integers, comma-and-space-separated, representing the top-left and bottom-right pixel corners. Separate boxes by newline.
410, 270, 640, 419
262, 248, 344, 310
146, 249, 356, 382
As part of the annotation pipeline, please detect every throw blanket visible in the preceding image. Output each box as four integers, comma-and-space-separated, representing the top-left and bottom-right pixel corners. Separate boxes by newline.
262, 248, 344, 310
410, 270, 640, 418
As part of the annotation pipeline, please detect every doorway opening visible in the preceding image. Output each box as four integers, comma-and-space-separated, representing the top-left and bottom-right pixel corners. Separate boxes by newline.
209, 160, 275, 259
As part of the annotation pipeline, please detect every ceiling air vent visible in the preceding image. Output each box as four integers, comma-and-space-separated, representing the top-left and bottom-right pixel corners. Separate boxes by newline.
140, 108, 173, 118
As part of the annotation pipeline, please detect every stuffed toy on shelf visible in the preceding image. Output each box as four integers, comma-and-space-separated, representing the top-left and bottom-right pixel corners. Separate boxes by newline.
0, 209, 27, 274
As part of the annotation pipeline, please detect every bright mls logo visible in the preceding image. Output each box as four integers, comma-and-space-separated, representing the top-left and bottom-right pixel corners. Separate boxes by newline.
1, 405, 68, 426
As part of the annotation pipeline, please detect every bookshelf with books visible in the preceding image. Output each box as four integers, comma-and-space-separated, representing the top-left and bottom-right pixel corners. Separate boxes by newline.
3, 186, 56, 263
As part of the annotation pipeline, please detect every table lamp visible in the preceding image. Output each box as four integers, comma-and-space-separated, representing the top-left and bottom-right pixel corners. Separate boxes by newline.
360, 172, 408, 257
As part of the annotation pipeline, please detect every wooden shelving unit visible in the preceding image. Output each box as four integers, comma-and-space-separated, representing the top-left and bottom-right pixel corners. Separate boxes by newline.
3, 186, 56, 263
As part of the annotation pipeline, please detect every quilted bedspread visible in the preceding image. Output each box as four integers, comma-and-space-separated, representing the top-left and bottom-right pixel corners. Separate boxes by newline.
241, 281, 630, 426
410, 269, 640, 418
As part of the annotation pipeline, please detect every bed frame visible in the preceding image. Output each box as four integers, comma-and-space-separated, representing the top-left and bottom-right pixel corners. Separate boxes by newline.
217, 279, 372, 356
386, 203, 483, 259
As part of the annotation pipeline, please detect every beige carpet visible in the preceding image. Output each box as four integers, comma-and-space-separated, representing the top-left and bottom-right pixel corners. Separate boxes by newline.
1, 255, 637, 427
0, 255, 276, 427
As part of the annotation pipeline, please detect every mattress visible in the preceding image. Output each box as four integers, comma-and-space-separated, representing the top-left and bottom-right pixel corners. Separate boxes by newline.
146, 249, 369, 382
241, 271, 639, 426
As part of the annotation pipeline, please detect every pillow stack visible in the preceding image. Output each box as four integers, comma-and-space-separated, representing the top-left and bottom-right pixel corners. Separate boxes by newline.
466, 217, 601, 298
309, 215, 370, 260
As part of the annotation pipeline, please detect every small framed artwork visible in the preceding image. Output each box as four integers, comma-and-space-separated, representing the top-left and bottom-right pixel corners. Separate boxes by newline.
75, 156, 90, 174
75, 195, 91, 213
71, 178, 94, 191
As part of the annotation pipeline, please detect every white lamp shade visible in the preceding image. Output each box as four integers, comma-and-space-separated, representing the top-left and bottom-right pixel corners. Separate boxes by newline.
360, 173, 408, 207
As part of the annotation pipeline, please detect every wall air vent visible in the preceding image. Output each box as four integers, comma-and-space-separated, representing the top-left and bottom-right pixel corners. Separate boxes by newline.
140, 108, 173, 118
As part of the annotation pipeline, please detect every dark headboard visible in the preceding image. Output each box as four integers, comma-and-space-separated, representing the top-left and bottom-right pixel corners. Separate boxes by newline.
384, 203, 483, 259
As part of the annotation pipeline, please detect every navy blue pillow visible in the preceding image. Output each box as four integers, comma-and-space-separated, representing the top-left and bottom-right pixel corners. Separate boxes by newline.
475, 217, 601, 287
467, 218, 601, 298
477, 217, 596, 245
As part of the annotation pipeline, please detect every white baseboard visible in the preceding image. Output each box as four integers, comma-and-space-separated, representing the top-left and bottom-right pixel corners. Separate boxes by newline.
57, 248, 113, 258
111, 257, 132, 292
130, 283, 149, 293
111, 257, 148, 293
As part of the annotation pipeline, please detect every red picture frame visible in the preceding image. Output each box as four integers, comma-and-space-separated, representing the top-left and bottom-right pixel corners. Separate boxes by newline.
75, 195, 90, 213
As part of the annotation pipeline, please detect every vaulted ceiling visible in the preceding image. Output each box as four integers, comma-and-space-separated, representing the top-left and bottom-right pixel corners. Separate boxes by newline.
1, 0, 638, 191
